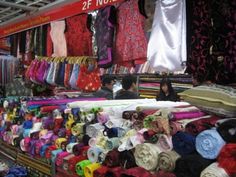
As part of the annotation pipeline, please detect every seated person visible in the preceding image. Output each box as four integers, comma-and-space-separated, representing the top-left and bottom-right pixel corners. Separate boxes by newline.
156, 77, 179, 101
115, 75, 139, 99
94, 76, 116, 100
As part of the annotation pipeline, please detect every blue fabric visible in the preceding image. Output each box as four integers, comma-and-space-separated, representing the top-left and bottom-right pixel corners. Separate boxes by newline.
196, 129, 226, 159
51, 149, 63, 163
6, 166, 27, 177
55, 61, 66, 86
23, 120, 33, 129
172, 131, 196, 156
40, 144, 51, 157
23, 129, 31, 138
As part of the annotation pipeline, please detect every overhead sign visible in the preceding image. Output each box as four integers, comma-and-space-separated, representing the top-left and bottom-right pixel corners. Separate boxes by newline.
0, 0, 123, 38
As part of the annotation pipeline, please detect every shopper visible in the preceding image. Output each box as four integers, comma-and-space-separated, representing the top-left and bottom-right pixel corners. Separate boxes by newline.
94, 76, 116, 100
156, 77, 179, 101
115, 75, 139, 99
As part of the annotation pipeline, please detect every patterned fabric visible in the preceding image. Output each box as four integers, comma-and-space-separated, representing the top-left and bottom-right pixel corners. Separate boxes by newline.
65, 14, 93, 56
114, 0, 147, 67
95, 6, 116, 68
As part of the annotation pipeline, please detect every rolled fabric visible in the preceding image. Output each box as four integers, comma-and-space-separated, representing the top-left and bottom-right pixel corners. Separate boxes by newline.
86, 123, 104, 138
218, 143, 236, 175
62, 154, 75, 171
201, 162, 229, 177
23, 129, 31, 138
104, 167, 122, 177
84, 163, 101, 177
89, 138, 97, 147
45, 145, 57, 159
105, 137, 120, 150
55, 151, 70, 167
87, 146, 104, 163
134, 143, 161, 171
176, 115, 212, 128
51, 149, 63, 164
169, 111, 206, 121
185, 116, 220, 136
72, 143, 85, 156
172, 132, 196, 156
169, 121, 184, 135
103, 127, 127, 138
217, 119, 236, 143
55, 138, 67, 149
71, 123, 85, 136
40, 106, 60, 113
196, 129, 226, 159
68, 155, 87, 173
97, 112, 110, 124
157, 134, 173, 151
103, 149, 120, 167
175, 154, 214, 177
40, 144, 51, 157
66, 143, 78, 153
76, 160, 92, 176
158, 151, 180, 172
119, 150, 137, 169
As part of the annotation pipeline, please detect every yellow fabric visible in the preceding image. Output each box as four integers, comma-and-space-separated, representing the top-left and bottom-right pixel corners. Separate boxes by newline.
84, 163, 101, 177
55, 138, 67, 149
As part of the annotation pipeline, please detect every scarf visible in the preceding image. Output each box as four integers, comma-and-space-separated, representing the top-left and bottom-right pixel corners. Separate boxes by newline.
158, 150, 180, 172
196, 129, 226, 159
134, 143, 161, 171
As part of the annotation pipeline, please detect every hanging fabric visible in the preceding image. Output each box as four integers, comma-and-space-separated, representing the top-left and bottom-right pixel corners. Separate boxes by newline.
65, 14, 93, 56
114, 0, 148, 67
147, 0, 187, 72
50, 20, 67, 57
95, 6, 116, 68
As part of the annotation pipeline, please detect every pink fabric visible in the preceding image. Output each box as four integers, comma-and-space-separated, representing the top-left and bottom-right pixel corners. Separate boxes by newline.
170, 111, 206, 121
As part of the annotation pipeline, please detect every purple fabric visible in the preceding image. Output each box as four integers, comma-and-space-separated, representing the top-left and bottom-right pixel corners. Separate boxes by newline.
169, 111, 206, 121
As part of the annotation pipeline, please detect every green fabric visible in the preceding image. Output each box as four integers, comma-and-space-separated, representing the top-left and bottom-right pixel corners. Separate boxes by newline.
76, 160, 91, 176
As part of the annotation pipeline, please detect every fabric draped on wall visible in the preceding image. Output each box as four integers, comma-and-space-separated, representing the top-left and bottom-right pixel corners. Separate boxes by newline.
147, 0, 187, 72
186, 0, 236, 84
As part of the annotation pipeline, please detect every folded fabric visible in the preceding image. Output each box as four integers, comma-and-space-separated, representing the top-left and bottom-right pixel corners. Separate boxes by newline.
86, 123, 104, 138
76, 160, 92, 176
134, 143, 161, 171
103, 149, 120, 167
120, 167, 155, 177
185, 116, 220, 136
200, 162, 229, 177
169, 111, 206, 121
156, 134, 173, 151
217, 119, 236, 143
218, 143, 236, 175
84, 163, 101, 177
87, 146, 104, 163
158, 150, 180, 172
196, 129, 226, 159
172, 132, 196, 156
5, 166, 27, 177
119, 150, 137, 169
169, 121, 184, 135
175, 154, 214, 177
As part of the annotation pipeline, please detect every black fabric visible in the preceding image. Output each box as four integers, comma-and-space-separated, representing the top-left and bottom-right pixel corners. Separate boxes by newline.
115, 90, 139, 100
94, 86, 113, 100
19, 31, 26, 54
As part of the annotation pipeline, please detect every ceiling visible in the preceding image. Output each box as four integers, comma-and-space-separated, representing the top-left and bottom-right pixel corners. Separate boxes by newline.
0, 0, 77, 26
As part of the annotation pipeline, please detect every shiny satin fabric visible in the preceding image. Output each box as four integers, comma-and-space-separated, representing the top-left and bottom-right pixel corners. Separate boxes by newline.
147, 0, 186, 72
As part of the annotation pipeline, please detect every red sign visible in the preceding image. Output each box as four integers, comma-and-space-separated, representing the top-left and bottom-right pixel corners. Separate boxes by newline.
0, 0, 124, 38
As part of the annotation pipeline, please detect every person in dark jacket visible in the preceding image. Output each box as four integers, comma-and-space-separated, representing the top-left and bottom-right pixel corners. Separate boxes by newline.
94, 76, 116, 99
156, 77, 179, 101
115, 75, 139, 99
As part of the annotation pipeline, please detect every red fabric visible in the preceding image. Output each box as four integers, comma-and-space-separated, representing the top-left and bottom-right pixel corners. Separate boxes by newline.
64, 63, 72, 88
76, 65, 101, 92
218, 143, 236, 175
46, 25, 53, 57
68, 155, 87, 173
121, 167, 155, 177
154, 170, 176, 177
103, 149, 120, 167
105, 167, 123, 177
185, 116, 220, 136
114, 0, 147, 67
40, 106, 60, 113
54, 118, 64, 130
45, 145, 57, 159
93, 166, 109, 177
65, 14, 92, 56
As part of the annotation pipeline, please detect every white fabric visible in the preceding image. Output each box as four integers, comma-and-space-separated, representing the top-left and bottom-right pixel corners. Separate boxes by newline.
147, 0, 186, 72
201, 162, 229, 177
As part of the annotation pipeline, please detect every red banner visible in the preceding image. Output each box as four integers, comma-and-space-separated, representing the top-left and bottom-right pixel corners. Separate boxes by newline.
0, 0, 123, 38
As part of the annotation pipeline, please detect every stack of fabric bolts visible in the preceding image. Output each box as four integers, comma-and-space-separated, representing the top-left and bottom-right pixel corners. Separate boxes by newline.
0, 94, 235, 177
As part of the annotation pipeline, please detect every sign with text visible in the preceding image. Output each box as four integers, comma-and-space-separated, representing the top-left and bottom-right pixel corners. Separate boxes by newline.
0, 0, 123, 38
